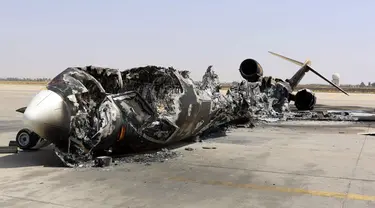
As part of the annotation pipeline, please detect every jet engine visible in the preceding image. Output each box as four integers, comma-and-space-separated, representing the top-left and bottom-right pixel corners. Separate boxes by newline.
239, 59, 264, 82
294, 89, 316, 110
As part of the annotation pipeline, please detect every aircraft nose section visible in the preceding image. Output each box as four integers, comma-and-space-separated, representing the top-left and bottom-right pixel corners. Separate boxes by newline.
24, 90, 70, 143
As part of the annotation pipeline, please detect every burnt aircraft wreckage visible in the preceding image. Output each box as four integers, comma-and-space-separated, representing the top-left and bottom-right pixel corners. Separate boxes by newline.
239, 51, 349, 111
14, 51, 349, 167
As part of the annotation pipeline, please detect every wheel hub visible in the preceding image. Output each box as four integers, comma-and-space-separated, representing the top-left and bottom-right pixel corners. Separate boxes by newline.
18, 132, 30, 147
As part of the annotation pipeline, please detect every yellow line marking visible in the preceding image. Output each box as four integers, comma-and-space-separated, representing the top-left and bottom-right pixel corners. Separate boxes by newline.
168, 177, 375, 201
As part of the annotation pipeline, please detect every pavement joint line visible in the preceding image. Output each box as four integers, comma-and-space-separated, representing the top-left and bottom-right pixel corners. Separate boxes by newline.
181, 162, 375, 182
0, 194, 76, 208
341, 123, 372, 207
168, 177, 375, 201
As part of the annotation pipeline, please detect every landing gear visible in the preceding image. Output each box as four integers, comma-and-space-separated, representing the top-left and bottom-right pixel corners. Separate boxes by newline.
16, 129, 41, 150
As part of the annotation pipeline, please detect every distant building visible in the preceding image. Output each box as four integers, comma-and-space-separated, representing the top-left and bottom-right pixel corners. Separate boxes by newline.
332, 73, 340, 86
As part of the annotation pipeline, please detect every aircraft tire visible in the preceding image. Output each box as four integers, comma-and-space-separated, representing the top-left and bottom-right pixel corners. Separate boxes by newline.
16, 129, 40, 150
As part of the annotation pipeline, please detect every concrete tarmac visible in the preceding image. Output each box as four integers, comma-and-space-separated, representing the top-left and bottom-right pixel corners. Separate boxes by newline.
1, 84, 375, 208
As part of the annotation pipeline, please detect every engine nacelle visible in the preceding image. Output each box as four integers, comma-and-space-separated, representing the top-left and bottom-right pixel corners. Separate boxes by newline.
239, 59, 264, 82
294, 89, 317, 110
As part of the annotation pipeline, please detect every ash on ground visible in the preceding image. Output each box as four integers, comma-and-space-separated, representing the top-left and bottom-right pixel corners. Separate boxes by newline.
285, 110, 356, 121
71, 148, 181, 169
113, 148, 181, 165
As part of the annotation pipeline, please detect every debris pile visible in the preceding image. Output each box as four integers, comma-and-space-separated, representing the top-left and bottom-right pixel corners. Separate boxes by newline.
114, 148, 181, 164
286, 111, 355, 121
225, 76, 291, 122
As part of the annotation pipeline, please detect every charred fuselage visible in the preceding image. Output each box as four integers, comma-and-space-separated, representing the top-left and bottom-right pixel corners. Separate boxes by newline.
22, 66, 242, 166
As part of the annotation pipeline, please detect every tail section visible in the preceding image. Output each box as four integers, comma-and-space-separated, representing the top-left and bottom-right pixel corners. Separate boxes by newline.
268, 51, 349, 96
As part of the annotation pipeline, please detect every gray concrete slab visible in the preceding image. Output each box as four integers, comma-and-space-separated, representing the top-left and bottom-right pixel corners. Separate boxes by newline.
1, 84, 375, 207
315, 92, 375, 109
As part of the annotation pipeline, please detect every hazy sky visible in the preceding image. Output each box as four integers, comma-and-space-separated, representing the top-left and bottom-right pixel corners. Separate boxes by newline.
1, 0, 374, 84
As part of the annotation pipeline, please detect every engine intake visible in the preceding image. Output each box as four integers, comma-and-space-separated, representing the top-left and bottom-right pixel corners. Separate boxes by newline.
239, 59, 264, 82
294, 89, 317, 110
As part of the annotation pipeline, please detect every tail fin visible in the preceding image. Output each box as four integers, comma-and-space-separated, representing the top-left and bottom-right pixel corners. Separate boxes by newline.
268, 51, 349, 96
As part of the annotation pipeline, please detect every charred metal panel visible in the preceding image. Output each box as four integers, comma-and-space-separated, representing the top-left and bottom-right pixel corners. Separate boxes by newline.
46, 67, 124, 166
167, 73, 210, 142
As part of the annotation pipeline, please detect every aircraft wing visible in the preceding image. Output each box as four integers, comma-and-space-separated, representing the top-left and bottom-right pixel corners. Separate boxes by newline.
305, 65, 349, 96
